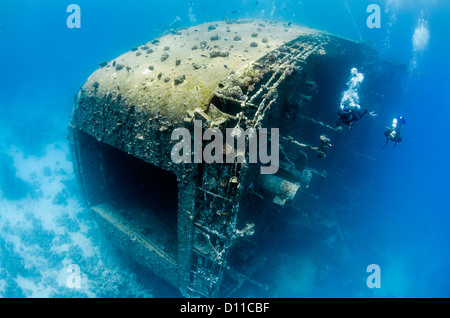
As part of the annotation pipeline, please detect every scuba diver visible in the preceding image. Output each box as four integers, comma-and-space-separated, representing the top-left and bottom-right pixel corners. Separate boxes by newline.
383, 116, 405, 148
336, 105, 377, 129
336, 67, 377, 129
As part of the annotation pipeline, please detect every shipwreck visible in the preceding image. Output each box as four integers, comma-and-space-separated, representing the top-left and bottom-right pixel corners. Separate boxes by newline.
68, 20, 404, 297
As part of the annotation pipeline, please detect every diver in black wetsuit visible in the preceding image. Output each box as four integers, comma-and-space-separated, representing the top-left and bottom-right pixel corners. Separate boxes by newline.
336, 67, 377, 129
336, 106, 377, 129
383, 116, 405, 148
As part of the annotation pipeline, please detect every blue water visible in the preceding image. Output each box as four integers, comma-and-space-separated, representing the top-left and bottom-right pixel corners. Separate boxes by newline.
0, 0, 449, 297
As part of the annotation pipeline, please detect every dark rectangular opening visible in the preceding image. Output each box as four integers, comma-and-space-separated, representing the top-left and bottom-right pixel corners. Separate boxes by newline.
75, 131, 179, 258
